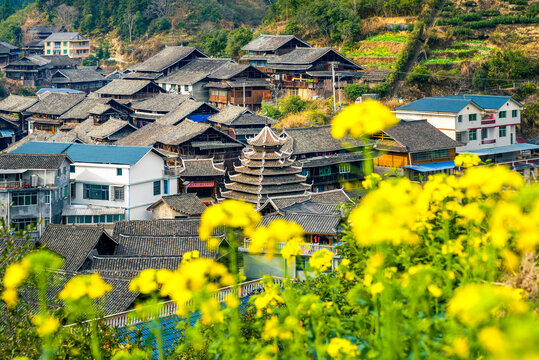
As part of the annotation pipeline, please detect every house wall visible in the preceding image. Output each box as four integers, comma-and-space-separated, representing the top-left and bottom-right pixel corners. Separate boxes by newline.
70, 151, 171, 220
151, 203, 183, 220
44, 39, 90, 58
395, 101, 521, 153
374, 152, 409, 168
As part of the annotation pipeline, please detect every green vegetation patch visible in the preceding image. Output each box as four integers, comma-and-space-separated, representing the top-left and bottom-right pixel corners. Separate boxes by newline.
422, 57, 464, 65
346, 46, 399, 57
364, 33, 409, 42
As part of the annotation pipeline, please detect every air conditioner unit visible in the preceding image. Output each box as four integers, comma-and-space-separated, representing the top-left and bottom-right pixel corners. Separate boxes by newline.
30, 174, 38, 187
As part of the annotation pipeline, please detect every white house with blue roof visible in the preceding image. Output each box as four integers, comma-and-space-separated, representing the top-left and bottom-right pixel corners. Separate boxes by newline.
394, 95, 539, 170
395, 95, 524, 152
10, 142, 173, 221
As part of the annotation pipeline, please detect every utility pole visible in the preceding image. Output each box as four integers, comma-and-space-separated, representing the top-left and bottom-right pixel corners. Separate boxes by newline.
243, 82, 246, 108
337, 74, 342, 110
330, 62, 337, 113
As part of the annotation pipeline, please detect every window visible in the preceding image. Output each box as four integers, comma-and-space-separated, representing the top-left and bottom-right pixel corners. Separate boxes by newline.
469, 129, 477, 141
301, 169, 310, 177
47, 42, 51, 46
413, 151, 431, 162
432, 149, 449, 159
11, 218, 37, 231
116, 168, 122, 176
482, 128, 488, 140
153, 181, 160, 196
499, 126, 507, 137
184, 85, 189, 92
296, 256, 309, 271
70, 165, 75, 173
338, 163, 350, 174
244, 90, 252, 98
499, 111, 507, 118
456, 132, 465, 142
82, 84, 88, 89
63, 41, 67, 46
75, 84, 81, 89
113, 186, 124, 201
469, 114, 477, 121
163, 179, 169, 195
63, 50, 67, 54
512, 110, 518, 118
47, 50, 51, 55
458, 115, 462, 123
12, 192, 38, 206
89, 83, 95, 88
83, 184, 109, 200
71, 183, 76, 199
319, 166, 331, 176
44, 191, 50, 204
64, 186, 68, 198
97, 82, 102, 87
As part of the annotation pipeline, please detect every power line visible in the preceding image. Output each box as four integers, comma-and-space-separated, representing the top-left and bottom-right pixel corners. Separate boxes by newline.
391, 69, 538, 83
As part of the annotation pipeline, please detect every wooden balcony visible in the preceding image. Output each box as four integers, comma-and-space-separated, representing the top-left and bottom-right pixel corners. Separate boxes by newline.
0, 180, 30, 190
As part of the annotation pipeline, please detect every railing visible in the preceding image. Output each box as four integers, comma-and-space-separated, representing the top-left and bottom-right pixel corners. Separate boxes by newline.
243, 240, 337, 256
101, 277, 286, 328
481, 139, 496, 145
497, 157, 539, 167
0, 180, 29, 190
481, 119, 496, 125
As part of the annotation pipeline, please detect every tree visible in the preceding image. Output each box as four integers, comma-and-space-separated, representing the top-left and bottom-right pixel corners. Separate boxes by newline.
55, 4, 80, 30
200, 29, 228, 56
225, 26, 253, 58
472, 67, 488, 91
144, 0, 171, 18
124, 12, 136, 43
280, 95, 307, 115
487, 49, 539, 84
0, 0, 13, 21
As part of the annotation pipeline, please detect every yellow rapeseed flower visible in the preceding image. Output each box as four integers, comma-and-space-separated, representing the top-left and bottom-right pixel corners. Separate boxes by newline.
447, 284, 528, 326
3, 260, 30, 289
427, 284, 442, 298
59, 273, 112, 300
454, 153, 481, 168
1, 288, 18, 309
199, 200, 261, 243
200, 298, 224, 325
327, 337, 359, 358
478, 326, 506, 354
331, 100, 398, 139
309, 249, 334, 272
350, 178, 422, 247
362, 173, 381, 190
452, 337, 470, 359
31, 314, 60, 337
370, 282, 384, 296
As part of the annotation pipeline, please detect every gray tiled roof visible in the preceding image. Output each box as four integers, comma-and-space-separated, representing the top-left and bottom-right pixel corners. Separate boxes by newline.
112, 219, 206, 238
2, 131, 54, 153
87, 118, 135, 140
176, 158, 225, 177
96, 79, 162, 96
207, 105, 277, 126
159, 58, 232, 85
264, 189, 351, 211
114, 235, 217, 258
59, 98, 109, 120
207, 63, 250, 80
282, 126, 364, 154
0, 95, 38, 113
115, 122, 175, 146
379, 120, 458, 152
360, 69, 390, 82
89, 255, 182, 277
44, 32, 87, 41
27, 92, 86, 116
131, 46, 206, 73
299, 152, 367, 168
280, 200, 339, 215
0, 153, 68, 169
241, 35, 310, 52
131, 93, 191, 112
29, 25, 63, 33
38, 224, 116, 272
261, 212, 340, 235
268, 47, 363, 70
156, 119, 212, 146
157, 193, 207, 215
52, 69, 105, 83
155, 99, 210, 125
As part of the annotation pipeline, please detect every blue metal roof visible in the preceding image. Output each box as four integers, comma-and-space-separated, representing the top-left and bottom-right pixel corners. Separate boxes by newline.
11, 141, 154, 165
0, 130, 14, 138
465, 143, 539, 156
187, 114, 212, 122
396, 98, 480, 114
403, 160, 456, 172
11, 141, 71, 154
431, 94, 521, 110
36, 88, 85, 95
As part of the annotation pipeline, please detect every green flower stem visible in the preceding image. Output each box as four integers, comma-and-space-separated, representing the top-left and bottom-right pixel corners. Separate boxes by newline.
361, 136, 374, 176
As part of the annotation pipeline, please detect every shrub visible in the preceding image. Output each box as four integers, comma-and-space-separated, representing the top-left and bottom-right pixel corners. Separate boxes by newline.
463, 0, 477, 6
280, 95, 307, 115
260, 101, 282, 119
343, 84, 369, 101
472, 66, 489, 91
407, 65, 431, 83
